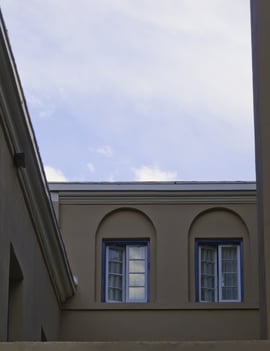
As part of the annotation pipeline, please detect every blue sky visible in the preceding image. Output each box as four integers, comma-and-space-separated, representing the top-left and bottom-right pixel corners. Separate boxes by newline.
1, 1, 255, 181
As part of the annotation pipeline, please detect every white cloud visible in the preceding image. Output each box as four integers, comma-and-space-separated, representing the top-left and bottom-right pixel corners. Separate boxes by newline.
0, 0, 255, 181
44, 166, 68, 182
96, 146, 113, 157
132, 166, 177, 181
87, 162, 95, 173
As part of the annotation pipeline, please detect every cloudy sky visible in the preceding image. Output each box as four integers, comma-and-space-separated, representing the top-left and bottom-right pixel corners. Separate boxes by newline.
1, 1, 255, 182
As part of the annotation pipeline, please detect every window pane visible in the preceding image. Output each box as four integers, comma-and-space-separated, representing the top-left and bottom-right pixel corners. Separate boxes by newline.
201, 287, 215, 302
222, 247, 236, 260
223, 272, 238, 286
128, 260, 145, 273
128, 246, 145, 259
108, 274, 122, 289
128, 273, 145, 287
222, 287, 238, 300
109, 247, 123, 262
108, 287, 122, 301
222, 259, 237, 272
128, 287, 145, 300
109, 262, 123, 274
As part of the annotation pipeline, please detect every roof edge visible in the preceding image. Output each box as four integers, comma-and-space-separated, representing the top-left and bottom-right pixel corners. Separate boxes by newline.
0, 10, 75, 303
49, 181, 256, 192
49, 182, 256, 205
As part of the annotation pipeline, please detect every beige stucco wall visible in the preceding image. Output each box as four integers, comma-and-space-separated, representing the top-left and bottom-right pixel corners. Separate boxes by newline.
60, 309, 259, 342
56, 197, 259, 341
1, 341, 270, 351
0, 120, 60, 341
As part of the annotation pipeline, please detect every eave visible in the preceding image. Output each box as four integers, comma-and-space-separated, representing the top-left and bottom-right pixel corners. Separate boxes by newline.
0, 11, 75, 303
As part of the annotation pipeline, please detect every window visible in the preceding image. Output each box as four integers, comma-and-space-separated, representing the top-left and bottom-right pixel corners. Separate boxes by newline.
102, 240, 149, 303
196, 240, 242, 302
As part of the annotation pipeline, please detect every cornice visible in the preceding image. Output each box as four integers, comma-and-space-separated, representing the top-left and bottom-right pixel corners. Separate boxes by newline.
0, 12, 75, 303
49, 183, 256, 205
56, 193, 256, 205
49, 181, 256, 192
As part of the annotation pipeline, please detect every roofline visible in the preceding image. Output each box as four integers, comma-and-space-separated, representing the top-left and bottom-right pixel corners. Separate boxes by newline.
49, 181, 256, 205
49, 181, 256, 192
0, 10, 75, 303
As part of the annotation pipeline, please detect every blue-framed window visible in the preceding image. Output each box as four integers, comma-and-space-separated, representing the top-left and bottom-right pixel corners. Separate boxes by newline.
102, 240, 149, 303
195, 239, 243, 302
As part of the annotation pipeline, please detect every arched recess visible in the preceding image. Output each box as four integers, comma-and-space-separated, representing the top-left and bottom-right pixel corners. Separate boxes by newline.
188, 207, 251, 302
95, 208, 157, 302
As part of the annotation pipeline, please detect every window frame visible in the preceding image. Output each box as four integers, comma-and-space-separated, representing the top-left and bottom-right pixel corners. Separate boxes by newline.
102, 239, 150, 303
195, 239, 243, 303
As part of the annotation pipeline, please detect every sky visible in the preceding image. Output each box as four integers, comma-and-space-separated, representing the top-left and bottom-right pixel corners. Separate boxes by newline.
1, 0, 255, 182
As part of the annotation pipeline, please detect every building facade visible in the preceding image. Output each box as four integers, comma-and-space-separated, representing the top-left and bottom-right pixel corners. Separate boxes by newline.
1, 1, 270, 348
50, 182, 259, 341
